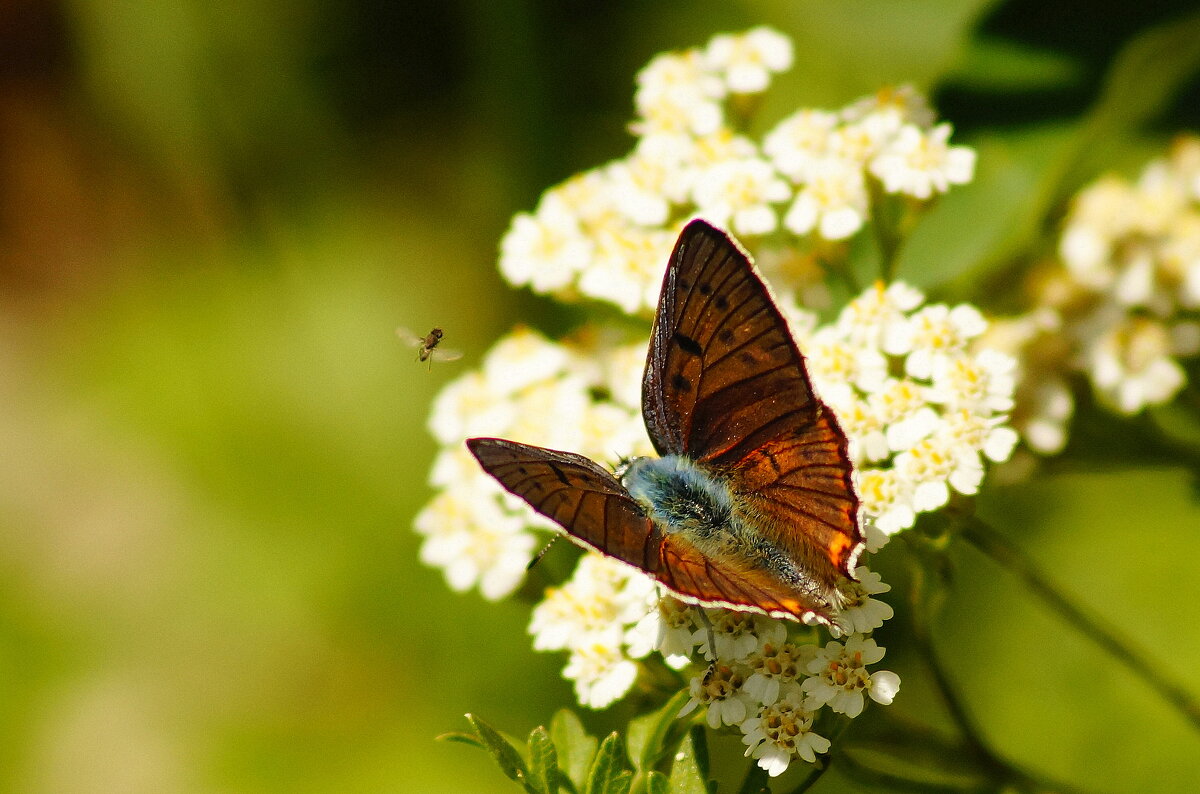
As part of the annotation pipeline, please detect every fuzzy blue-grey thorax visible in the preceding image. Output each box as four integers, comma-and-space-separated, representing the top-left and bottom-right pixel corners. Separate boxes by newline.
621, 455, 735, 543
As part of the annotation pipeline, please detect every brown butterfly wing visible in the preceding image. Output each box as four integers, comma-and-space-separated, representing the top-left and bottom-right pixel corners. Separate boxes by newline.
644, 220, 818, 464
467, 438, 663, 569
642, 219, 863, 591
655, 534, 835, 622
726, 409, 862, 582
467, 437, 837, 621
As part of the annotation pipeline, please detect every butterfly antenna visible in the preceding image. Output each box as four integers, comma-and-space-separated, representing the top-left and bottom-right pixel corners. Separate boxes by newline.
526, 536, 559, 571
611, 452, 633, 478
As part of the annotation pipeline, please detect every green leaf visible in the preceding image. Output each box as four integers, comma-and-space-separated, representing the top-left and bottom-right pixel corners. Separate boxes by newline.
586, 733, 633, 794
946, 36, 1081, 91
840, 737, 990, 790
962, 468, 1200, 789
466, 713, 530, 787
624, 719, 653, 773
555, 771, 581, 794
528, 726, 560, 794
667, 726, 711, 794
1088, 12, 1200, 138
607, 771, 634, 794
626, 690, 691, 772
436, 731, 485, 749
645, 770, 670, 794
551, 709, 597, 791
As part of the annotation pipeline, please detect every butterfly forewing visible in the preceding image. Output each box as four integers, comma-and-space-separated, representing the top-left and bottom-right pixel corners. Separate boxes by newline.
643, 220, 817, 464
466, 438, 663, 570
643, 219, 862, 583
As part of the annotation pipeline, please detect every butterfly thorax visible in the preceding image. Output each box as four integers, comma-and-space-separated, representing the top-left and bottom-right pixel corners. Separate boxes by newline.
621, 455, 831, 608
622, 456, 734, 545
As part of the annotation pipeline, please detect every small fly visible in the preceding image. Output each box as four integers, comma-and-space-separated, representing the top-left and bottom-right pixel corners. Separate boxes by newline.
397, 326, 463, 369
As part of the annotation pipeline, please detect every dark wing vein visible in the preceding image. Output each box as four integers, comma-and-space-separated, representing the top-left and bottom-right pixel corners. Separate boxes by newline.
752, 492, 850, 533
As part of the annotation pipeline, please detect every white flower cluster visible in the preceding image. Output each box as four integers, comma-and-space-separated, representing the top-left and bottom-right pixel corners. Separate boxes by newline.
416, 283, 1016, 729
530, 555, 660, 709
792, 282, 1020, 539
667, 572, 897, 778
415, 287, 1013, 750
499, 28, 976, 315
1060, 138, 1200, 413
991, 136, 1200, 454
525, 556, 898, 777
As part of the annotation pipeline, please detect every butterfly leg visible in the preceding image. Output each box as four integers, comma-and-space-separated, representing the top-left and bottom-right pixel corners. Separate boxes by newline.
526, 535, 560, 571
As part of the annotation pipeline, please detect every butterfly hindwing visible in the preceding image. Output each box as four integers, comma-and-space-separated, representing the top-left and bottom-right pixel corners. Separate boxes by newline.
467, 437, 836, 619
656, 534, 832, 621
724, 408, 862, 582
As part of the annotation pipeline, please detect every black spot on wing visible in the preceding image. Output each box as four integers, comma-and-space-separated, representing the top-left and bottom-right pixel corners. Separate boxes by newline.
548, 463, 570, 486
674, 332, 702, 356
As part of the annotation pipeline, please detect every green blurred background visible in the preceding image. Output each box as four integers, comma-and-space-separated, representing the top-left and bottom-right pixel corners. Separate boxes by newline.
2, 1, 1199, 791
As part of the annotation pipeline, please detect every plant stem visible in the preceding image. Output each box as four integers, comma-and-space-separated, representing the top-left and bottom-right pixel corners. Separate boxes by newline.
817, 245, 861, 296
962, 516, 1200, 734
783, 756, 831, 794
867, 178, 904, 283
902, 535, 1004, 769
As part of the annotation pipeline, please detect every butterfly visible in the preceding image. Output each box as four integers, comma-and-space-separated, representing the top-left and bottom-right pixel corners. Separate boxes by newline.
398, 326, 463, 369
467, 220, 863, 626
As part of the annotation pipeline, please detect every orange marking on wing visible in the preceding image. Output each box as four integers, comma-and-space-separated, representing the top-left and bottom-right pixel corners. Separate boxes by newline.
779, 598, 801, 615
828, 532, 853, 567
